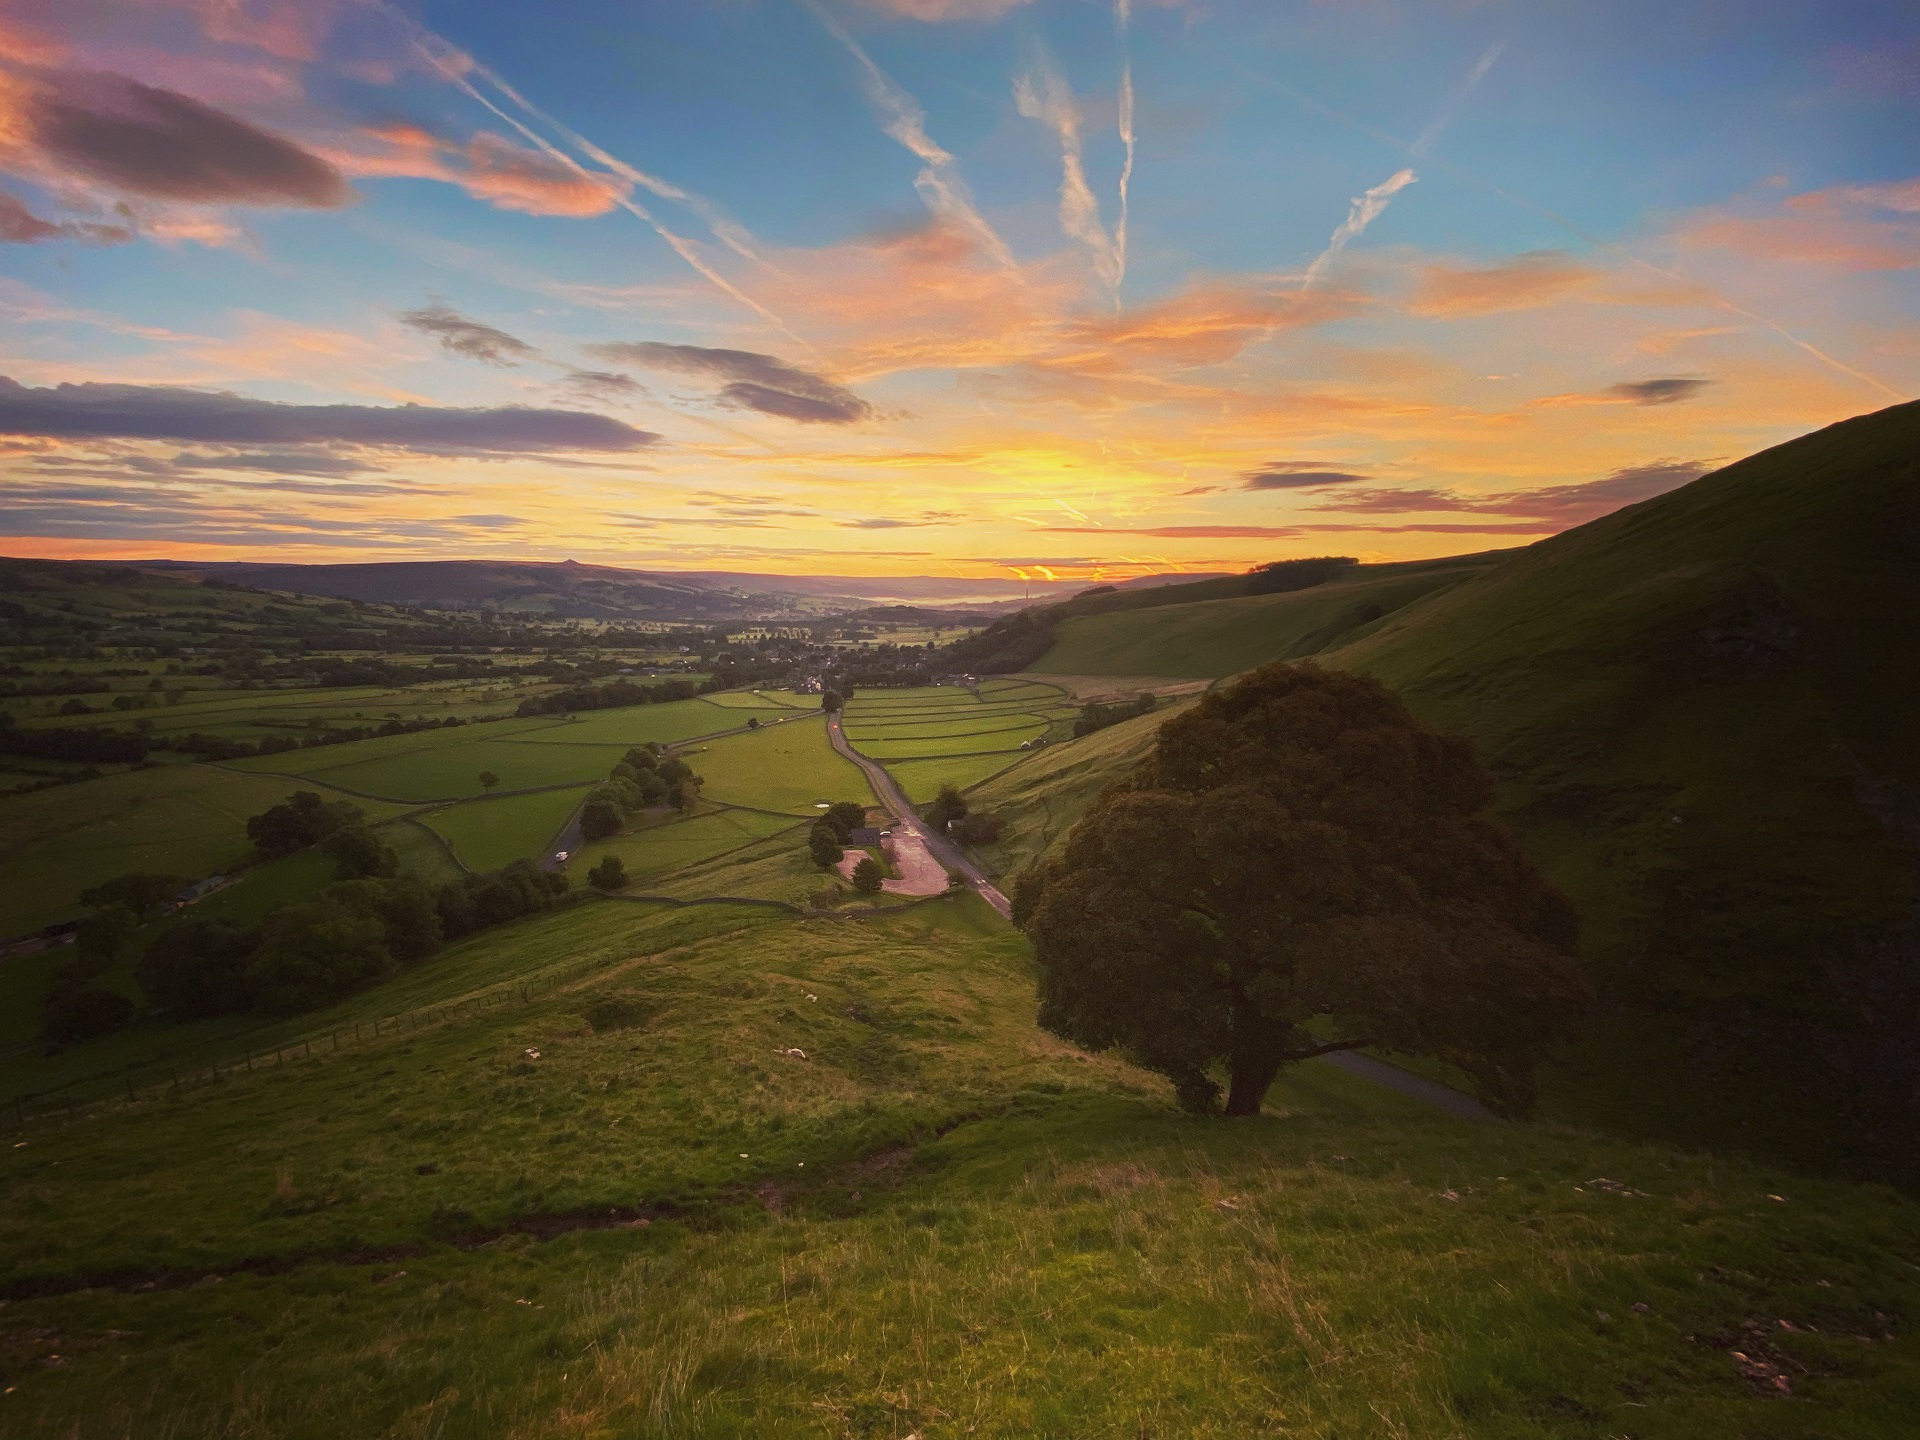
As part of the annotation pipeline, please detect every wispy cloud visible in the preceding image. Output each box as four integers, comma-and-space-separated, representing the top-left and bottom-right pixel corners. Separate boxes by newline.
802, 0, 1018, 271
1015, 36, 1120, 290
1301, 43, 1500, 289
1114, 0, 1135, 296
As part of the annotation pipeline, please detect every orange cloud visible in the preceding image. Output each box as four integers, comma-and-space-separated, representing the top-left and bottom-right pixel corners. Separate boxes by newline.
1056, 282, 1360, 371
333, 123, 626, 218
1407, 251, 1598, 317
1679, 177, 1920, 272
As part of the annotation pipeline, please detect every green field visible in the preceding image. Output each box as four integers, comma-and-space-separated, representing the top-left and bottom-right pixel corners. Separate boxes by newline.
1030, 565, 1486, 679
510, 698, 762, 746
421, 785, 590, 871
3, 896, 1917, 1437
885, 752, 1026, 802
842, 711, 1053, 740
293, 737, 626, 803
698, 690, 805, 711
855, 729, 1043, 761
574, 807, 800, 882
0, 764, 415, 938
681, 717, 875, 815
229, 717, 561, 776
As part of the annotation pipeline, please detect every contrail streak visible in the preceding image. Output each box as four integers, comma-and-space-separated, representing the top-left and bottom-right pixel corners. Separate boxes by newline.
1015, 38, 1120, 290
1115, 0, 1135, 298
801, 0, 1018, 272
403, 26, 809, 349
1300, 43, 1500, 289
1227, 56, 1904, 400
1303, 168, 1416, 288
456, 60, 766, 267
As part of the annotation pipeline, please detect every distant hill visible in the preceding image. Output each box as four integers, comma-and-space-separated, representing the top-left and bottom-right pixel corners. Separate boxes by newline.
138, 559, 859, 623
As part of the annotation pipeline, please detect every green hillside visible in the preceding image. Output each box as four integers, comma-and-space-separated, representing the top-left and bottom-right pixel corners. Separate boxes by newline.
1030, 558, 1492, 678
1321, 400, 1920, 1180
5, 895, 1918, 1436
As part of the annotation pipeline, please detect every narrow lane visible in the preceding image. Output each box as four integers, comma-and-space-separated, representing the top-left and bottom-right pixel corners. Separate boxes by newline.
826, 710, 1013, 918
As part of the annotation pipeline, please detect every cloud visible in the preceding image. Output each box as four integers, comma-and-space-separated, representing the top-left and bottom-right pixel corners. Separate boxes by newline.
1014, 37, 1120, 289
859, 0, 1032, 17
558, 369, 646, 404
399, 302, 540, 366
340, 122, 626, 218
587, 342, 873, 424
24, 72, 349, 207
1059, 283, 1360, 370
1305, 460, 1711, 526
1303, 168, 1417, 288
803, 0, 1017, 270
1679, 177, 1920, 272
840, 517, 932, 528
1242, 461, 1369, 489
1605, 376, 1710, 405
170, 449, 382, 477
459, 131, 625, 217
0, 376, 659, 452
1406, 251, 1598, 317
0, 188, 132, 245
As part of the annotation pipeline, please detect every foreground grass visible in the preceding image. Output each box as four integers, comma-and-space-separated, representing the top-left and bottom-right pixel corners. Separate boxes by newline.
2, 896, 1917, 1437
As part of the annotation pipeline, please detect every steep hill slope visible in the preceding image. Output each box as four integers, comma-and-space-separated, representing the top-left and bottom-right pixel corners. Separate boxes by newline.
1318, 401, 1920, 1178
1030, 557, 1493, 678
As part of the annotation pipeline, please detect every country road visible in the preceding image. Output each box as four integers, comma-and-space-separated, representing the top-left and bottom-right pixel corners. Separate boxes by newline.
826, 710, 1013, 919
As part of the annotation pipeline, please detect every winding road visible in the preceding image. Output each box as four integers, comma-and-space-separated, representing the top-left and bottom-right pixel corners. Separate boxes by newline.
827, 710, 1013, 918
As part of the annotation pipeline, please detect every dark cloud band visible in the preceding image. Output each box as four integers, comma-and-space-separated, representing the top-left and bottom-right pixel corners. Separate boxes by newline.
32, 74, 350, 209
400, 303, 541, 367
588, 341, 872, 424
0, 377, 658, 453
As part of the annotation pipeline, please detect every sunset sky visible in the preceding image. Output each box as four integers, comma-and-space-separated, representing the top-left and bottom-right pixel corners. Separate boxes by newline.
0, 0, 1914, 581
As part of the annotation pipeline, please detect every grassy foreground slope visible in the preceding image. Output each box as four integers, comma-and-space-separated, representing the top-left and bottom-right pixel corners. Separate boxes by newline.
4, 894, 1917, 1437
1314, 401, 1920, 1179
1031, 556, 1492, 678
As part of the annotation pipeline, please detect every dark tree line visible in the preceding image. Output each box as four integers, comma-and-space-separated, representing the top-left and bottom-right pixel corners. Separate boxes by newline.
1072, 693, 1156, 738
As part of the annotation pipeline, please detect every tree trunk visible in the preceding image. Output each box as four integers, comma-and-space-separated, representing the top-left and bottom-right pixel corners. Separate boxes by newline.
1223, 1048, 1283, 1116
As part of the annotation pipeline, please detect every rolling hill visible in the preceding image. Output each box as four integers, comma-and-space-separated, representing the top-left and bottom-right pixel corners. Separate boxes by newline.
963, 399, 1920, 1183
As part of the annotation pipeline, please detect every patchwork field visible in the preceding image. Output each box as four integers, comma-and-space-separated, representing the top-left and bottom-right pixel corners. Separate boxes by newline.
573, 807, 801, 882
511, 698, 765, 746
229, 717, 562, 776
681, 716, 875, 816
422, 784, 591, 871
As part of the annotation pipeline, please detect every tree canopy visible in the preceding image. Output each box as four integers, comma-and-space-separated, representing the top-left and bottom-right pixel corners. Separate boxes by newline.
1014, 663, 1590, 1119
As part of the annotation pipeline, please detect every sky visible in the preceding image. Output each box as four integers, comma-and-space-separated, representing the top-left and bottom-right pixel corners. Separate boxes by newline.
0, 0, 1915, 582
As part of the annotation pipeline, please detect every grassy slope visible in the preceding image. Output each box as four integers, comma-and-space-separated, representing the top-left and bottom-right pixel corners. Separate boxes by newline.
1318, 401, 1920, 1180
3, 896, 1917, 1437
1031, 560, 1492, 678
423, 785, 591, 871
964, 702, 1188, 878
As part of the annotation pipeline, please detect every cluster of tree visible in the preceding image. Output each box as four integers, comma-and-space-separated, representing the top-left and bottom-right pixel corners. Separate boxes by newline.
578, 746, 700, 842
56, 859, 573, 1040
1243, 556, 1359, 596
925, 784, 1004, 845
1072, 693, 1156, 738
516, 675, 719, 717
248, 790, 371, 860
0, 714, 472, 767
37, 871, 192, 1044
937, 609, 1059, 675
0, 676, 112, 697
807, 800, 870, 868
588, 855, 627, 892
1013, 664, 1591, 1120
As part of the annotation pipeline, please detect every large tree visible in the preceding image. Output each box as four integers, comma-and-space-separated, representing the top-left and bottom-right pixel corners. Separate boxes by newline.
1015, 663, 1590, 1119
